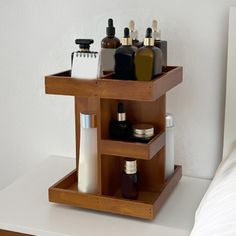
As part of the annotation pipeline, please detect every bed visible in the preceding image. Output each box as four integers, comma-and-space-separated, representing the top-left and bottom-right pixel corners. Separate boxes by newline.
190, 7, 236, 236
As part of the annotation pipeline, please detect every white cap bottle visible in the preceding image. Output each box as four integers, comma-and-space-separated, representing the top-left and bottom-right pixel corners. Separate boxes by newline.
165, 113, 175, 179
78, 112, 98, 193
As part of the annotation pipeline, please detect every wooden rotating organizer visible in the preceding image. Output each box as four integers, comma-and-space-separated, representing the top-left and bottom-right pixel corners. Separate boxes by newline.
45, 66, 183, 220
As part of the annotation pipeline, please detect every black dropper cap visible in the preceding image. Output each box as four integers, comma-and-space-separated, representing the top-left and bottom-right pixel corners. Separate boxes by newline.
106, 18, 115, 37
145, 27, 152, 38
118, 102, 125, 113
124, 27, 130, 38
75, 39, 94, 50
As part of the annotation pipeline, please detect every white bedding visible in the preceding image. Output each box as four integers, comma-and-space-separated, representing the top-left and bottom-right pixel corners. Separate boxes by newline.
190, 146, 236, 236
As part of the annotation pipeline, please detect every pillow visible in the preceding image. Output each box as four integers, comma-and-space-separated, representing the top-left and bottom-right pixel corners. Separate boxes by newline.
190, 147, 236, 236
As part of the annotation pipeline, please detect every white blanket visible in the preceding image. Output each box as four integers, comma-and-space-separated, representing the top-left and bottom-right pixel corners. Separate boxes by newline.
190, 147, 236, 236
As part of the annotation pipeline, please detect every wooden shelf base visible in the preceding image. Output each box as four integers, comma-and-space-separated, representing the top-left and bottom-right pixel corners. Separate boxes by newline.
49, 165, 182, 220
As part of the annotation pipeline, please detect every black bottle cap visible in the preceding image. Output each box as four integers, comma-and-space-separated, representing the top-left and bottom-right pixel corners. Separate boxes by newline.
144, 28, 154, 46
118, 102, 125, 113
75, 39, 94, 50
145, 27, 152, 38
124, 27, 130, 38
106, 18, 115, 37
121, 28, 132, 45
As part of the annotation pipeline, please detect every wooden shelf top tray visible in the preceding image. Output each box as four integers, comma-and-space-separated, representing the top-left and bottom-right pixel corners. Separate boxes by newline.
48, 165, 182, 220
100, 132, 165, 160
45, 66, 183, 101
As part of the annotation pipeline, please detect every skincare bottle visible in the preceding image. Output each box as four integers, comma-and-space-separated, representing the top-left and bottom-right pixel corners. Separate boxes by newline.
122, 159, 139, 199
132, 124, 154, 143
71, 39, 99, 79
101, 18, 121, 49
129, 20, 142, 48
100, 19, 121, 76
152, 20, 168, 67
135, 28, 163, 81
78, 112, 98, 194
165, 113, 175, 179
109, 102, 132, 140
114, 27, 137, 80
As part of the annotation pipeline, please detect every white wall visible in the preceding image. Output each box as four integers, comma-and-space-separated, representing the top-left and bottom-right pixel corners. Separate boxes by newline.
223, 7, 236, 159
0, 0, 235, 189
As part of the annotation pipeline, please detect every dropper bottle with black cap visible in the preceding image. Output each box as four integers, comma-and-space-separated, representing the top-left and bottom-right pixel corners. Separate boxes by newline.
101, 18, 121, 49
109, 102, 132, 141
114, 27, 137, 80
135, 28, 163, 81
100, 19, 121, 76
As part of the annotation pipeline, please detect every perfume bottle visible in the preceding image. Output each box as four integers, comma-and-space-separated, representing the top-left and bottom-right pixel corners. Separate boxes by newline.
109, 102, 132, 140
129, 20, 142, 48
114, 27, 137, 80
78, 112, 98, 194
165, 113, 175, 179
152, 20, 168, 67
122, 159, 139, 199
135, 28, 163, 81
71, 39, 99, 79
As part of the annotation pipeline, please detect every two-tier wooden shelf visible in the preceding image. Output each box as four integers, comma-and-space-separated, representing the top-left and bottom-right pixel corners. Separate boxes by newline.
45, 66, 183, 220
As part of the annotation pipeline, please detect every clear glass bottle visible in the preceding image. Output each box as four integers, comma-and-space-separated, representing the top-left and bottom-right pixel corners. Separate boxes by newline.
78, 112, 98, 194
165, 113, 175, 179
122, 159, 139, 199
109, 102, 132, 140
129, 20, 143, 48
135, 28, 163, 81
152, 20, 168, 67
114, 27, 137, 80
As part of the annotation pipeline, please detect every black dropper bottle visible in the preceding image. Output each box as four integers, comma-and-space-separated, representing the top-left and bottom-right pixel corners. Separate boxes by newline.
109, 102, 132, 140
114, 27, 137, 80
101, 18, 121, 49
122, 159, 139, 199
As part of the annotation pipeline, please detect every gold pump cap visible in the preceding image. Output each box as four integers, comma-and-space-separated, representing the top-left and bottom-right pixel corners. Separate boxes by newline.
121, 27, 132, 46
144, 27, 154, 46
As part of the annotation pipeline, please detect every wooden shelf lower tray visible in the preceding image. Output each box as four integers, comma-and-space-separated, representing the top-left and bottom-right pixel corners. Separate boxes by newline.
48, 165, 182, 220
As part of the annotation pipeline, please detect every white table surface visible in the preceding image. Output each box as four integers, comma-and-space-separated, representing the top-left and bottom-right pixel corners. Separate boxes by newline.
0, 156, 210, 236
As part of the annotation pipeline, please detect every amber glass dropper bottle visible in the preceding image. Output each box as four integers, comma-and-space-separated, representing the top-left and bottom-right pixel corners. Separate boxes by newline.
101, 18, 121, 49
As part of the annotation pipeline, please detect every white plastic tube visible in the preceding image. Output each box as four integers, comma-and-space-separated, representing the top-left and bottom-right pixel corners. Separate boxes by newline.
78, 112, 98, 193
165, 113, 175, 179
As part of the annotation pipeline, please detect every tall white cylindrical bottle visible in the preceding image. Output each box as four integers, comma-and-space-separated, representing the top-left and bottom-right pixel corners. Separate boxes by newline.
78, 112, 98, 194
165, 113, 175, 179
